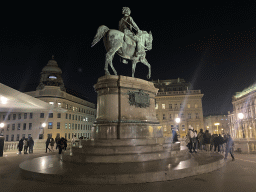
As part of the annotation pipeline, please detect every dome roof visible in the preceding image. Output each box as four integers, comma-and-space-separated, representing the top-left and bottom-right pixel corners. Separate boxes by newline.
42, 59, 62, 73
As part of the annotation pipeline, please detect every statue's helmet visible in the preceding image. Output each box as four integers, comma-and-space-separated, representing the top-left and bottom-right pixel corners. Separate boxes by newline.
122, 7, 131, 15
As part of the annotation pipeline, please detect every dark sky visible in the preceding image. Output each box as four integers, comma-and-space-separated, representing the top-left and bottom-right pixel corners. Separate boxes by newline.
0, 2, 256, 116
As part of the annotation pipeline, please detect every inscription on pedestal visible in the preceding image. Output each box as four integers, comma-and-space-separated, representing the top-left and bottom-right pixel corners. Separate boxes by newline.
128, 90, 150, 108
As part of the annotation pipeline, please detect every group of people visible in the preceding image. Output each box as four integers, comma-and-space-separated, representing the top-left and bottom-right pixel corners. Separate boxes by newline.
186, 126, 235, 160
17, 137, 34, 154
46, 137, 67, 154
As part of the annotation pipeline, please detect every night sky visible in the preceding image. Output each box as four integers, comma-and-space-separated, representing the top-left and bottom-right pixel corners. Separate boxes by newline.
0, 2, 256, 116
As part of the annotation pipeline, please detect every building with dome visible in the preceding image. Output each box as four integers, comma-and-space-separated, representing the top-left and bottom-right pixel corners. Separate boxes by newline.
0, 56, 96, 142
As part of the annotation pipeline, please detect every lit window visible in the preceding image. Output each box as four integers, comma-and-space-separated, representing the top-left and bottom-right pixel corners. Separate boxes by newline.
187, 104, 190, 108
48, 122, 53, 129
58, 103, 61, 108
162, 104, 165, 109
195, 104, 198, 108
49, 102, 54, 105
49, 76, 57, 79
155, 103, 158, 109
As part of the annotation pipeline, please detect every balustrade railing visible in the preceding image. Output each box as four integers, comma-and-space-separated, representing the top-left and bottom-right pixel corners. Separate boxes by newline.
157, 90, 201, 96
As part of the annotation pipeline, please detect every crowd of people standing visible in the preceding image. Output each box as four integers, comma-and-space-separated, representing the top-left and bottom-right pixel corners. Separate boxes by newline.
17, 137, 34, 154
185, 126, 235, 161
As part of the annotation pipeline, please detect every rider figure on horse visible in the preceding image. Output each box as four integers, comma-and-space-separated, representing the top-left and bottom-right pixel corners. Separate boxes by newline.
119, 7, 145, 64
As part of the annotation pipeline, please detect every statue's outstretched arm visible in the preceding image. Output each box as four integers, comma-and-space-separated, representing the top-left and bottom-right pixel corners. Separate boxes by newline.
129, 17, 140, 31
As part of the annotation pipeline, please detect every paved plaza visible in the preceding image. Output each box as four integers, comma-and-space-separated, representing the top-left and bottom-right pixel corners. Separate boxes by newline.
1, 149, 256, 192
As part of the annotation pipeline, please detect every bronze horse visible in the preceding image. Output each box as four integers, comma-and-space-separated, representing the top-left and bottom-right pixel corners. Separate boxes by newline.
91, 25, 153, 79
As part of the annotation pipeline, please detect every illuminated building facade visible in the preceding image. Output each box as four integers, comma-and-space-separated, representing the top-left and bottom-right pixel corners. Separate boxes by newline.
0, 57, 96, 141
153, 78, 204, 138
229, 84, 256, 139
204, 115, 229, 135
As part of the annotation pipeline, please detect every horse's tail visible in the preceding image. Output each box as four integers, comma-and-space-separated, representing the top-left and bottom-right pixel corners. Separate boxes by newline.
91, 25, 110, 47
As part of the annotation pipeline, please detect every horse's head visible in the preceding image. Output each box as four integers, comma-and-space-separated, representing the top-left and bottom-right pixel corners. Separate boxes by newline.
144, 31, 153, 51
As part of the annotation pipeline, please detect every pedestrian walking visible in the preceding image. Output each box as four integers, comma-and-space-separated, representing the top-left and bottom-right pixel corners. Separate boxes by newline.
55, 136, 60, 150
58, 137, 65, 154
45, 137, 51, 153
71, 135, 77, 147
64, 138, 67, 151
50, 138, 55, 152
17, 139, 23, 154
23, 138, 28, 154
28, 137, 34, 153
224, 134, 235, 161
204, 130, 211, 152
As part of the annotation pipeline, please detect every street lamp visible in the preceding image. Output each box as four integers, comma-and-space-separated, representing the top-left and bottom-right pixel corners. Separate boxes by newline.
42, 123, 46, 128
214, 123, 220, 134
0, 123, 4, 136
175, 118, 181, 124
238, 113, 245, 138
173, 118, 180, 143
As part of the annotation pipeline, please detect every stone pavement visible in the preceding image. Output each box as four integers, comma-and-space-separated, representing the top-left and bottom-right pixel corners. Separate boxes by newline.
1, 150, 256, 192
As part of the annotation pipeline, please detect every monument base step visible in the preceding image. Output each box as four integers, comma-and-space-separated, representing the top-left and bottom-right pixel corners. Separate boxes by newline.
19, 151, 224, 184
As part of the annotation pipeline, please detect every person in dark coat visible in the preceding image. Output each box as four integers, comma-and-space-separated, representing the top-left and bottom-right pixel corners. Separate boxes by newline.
203, 130, 211, 152
17, 139, 23, 154
197, 129, 204, 151
218, 134, 224, 153
55, 136, 60, 150
45, 137, 51, 153
28, 137, 34, 153
57, 137, 64, 154
63, 138, 67, 151
213, 134, 220, 152
172, 128, 178, 143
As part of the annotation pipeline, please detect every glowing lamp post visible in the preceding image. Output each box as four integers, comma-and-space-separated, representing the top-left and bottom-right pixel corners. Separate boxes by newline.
175, 118, 181, 124
238, 113, 245, 138
42, 123, 46, 128
214, 123, 220, 134
0, 123, 4, 136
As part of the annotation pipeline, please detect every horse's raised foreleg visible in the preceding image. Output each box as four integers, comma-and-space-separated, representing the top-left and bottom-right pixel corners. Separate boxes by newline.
140, 57, 151, 79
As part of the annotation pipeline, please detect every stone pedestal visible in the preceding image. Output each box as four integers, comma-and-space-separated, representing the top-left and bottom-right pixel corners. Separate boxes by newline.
93, 75, 162, 139
63, 75, 172, 163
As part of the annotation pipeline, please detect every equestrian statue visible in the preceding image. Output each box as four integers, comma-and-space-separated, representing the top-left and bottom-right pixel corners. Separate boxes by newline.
91, 7, 153, 79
